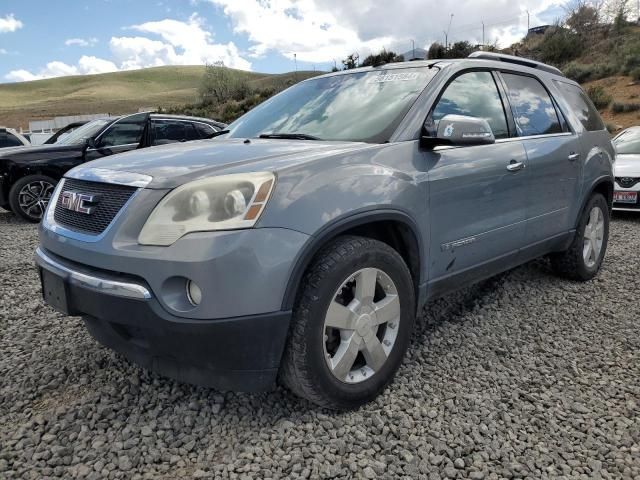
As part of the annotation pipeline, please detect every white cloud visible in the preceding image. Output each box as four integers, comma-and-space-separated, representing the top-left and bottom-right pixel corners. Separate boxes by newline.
118, 14, 251, 70
65, 37, 99, 47
77, 56, 118, 74
209, 0, 392, 63
6, 13, 251, 82
0, 14, 22, 33
5, 56, 118, 82
0, 48, 7, 55
208, 0, 564, 63
4, 1, 569, 82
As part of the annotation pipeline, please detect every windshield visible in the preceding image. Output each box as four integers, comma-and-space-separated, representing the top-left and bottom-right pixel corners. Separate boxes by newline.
226, 67, 438, 143
614, 129, 640, 155
57, 119, 111, 146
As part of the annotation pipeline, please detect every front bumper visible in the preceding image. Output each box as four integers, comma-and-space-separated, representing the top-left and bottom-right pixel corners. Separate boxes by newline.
35, 247, 292, 391
613, 184, 640, 212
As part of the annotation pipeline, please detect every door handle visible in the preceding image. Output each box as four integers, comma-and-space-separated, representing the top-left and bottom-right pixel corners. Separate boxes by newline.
568, 152, 580, 162
507, 160, 525, 172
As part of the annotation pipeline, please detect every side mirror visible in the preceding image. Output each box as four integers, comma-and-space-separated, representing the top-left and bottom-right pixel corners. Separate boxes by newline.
86, 137, 97, 149
421, 114, 495, 149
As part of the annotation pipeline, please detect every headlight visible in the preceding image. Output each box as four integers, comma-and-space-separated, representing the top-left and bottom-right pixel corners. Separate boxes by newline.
138, 172, 275, 246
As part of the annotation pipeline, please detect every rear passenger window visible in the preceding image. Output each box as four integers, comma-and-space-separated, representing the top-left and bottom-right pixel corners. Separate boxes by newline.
4, 133, 23, 147
431, 71, 509, 139
502, 73, 562, 137
153, 120, 196, 145
554, 81, 606, 132
0, 132, 23, 147
194, 123, 216, 139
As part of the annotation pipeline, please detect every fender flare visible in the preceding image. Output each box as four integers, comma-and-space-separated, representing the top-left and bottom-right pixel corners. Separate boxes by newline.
280, 208, 425, 311
576, 175, 614, 228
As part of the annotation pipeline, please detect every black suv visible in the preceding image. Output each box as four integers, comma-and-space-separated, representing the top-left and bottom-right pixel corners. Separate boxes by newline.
0, 113, 225, 222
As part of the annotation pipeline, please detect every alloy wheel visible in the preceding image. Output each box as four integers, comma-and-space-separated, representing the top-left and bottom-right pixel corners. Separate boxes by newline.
323, 267, 401, 384
17, 180, 54, 220
583, 206, 605, 268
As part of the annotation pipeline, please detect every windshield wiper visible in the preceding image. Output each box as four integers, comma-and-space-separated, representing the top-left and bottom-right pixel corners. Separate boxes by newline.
259, 133, 321, 140
206, 129, 230, 139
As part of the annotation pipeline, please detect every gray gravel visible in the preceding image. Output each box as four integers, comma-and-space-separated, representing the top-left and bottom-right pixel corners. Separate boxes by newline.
1, 207, 639, 479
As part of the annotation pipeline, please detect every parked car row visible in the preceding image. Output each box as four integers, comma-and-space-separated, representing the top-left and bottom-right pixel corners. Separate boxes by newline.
0, 113, 226, 221
33, 52, 622, 409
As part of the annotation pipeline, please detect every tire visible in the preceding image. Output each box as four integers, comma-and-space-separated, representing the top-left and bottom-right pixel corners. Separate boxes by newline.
8, 175, 57, 223
550, 193, 609, 281
280, 236, 415, 410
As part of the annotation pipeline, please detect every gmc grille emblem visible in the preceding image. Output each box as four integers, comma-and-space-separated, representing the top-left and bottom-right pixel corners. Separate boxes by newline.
60, 191, 100, 215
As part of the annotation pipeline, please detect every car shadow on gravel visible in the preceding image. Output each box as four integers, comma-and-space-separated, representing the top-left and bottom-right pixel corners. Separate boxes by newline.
612, 210, 640, 223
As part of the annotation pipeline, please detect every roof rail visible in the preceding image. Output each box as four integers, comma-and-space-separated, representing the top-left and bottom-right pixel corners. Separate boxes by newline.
468, 51, 564, 77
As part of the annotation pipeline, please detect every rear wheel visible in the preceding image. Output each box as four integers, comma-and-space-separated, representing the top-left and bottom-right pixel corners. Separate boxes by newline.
280, 236, 415, 410
550, 193, 609, 281
8, 175, 56, 223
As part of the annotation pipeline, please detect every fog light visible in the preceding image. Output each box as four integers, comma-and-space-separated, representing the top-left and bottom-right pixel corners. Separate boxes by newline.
186, 280, 202, 306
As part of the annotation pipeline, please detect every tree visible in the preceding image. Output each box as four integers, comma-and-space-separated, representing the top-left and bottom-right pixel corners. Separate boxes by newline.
198, 62, 251, 105
447, 41, 475, 59
427, 42, 446, 59
537, 25, 581, 65
361, 49, 404, 67
342, 53, 359, 70
564, 0, 602, 33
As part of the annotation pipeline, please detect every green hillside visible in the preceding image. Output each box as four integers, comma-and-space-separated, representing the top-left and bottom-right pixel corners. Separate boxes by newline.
0, 66, 320, 129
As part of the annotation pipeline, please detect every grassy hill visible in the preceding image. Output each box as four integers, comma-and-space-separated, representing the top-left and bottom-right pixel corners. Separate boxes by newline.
0, 66, 320, 129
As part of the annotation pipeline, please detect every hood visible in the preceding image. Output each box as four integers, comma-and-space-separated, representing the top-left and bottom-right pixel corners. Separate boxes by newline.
0, 143, 84, 162
67, 138, 370, 188
615, 154, 640, 177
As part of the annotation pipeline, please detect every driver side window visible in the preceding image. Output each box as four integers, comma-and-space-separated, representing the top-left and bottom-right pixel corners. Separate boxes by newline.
431, 71, 509, 140
97, 115, 147, 148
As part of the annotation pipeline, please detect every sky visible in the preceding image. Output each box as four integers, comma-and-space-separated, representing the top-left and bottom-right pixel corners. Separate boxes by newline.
0, 0, 569, 83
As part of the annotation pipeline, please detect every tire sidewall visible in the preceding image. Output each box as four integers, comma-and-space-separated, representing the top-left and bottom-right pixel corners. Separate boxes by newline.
300, 244, 415, 408
576, 194, 609, 277
8, 175, 57, 223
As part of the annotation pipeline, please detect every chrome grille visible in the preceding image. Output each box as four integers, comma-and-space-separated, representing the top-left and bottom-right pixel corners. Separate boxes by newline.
53, 179, 137, 235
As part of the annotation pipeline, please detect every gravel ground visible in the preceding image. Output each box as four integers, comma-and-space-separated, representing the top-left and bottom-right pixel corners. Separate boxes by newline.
1, 208, 639, 480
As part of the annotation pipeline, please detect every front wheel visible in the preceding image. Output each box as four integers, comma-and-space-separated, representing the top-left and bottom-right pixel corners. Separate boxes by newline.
8, 175, 57, 223
280, 236, 415, 410
550, 193, 609, 281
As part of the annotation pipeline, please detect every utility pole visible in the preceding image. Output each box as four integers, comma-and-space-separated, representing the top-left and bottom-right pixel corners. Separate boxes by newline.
482, 21, 485, 48
412, 39, 415, 60
445, 13, 454, 50
527, 9, 530, 32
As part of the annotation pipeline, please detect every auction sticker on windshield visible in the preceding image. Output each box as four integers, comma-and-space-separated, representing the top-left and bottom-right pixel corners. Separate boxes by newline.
370, 72, 421, 83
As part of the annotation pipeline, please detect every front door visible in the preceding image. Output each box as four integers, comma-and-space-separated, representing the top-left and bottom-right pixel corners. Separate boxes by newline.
85, 113, 149, 162
425, 70, 528, 287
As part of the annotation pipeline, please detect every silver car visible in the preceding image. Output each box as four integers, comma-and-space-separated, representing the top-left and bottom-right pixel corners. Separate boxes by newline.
612, 126, 640, 211
35, 53, 615, 409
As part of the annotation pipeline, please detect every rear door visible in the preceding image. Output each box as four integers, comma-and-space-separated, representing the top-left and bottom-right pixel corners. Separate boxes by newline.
498, 72, 582, 244
426, 70, 529, 285
554, 80, 614, 212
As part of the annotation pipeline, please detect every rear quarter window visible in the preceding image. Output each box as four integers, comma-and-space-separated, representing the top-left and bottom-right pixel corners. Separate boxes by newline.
554, 81, 606, 132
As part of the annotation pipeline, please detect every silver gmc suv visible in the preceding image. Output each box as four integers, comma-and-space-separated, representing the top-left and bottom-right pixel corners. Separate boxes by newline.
36, 53, 615, 409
